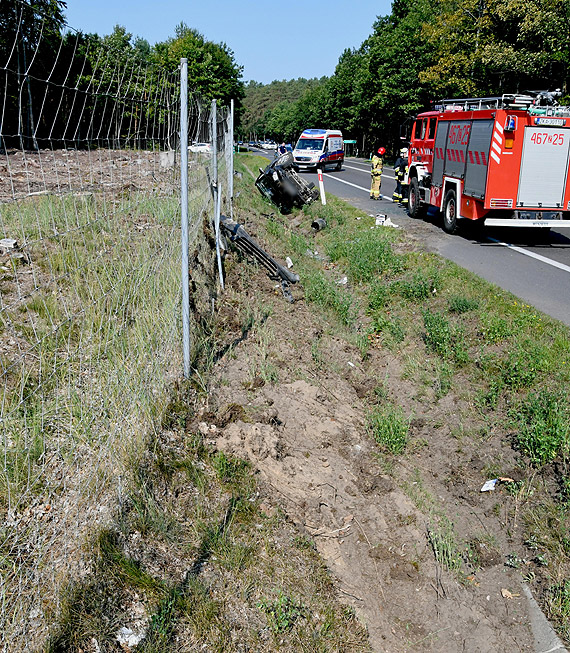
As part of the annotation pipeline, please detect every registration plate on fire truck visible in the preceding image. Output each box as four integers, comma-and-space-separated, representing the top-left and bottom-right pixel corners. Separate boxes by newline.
535, 117, 566, 127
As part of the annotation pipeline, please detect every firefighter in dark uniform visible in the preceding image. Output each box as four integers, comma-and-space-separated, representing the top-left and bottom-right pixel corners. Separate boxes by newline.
392, 147, 409, 205
370, 147, 385, 200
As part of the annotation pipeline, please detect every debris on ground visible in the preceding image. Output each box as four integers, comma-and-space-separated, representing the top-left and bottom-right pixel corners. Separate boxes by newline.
220, 214, 299, 302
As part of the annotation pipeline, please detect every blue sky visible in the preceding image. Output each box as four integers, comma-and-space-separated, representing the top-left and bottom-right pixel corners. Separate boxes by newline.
63, 0, 393, 84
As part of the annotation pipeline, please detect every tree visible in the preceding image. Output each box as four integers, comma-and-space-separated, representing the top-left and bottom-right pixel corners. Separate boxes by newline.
1, 0, 67, 147
420, 0, 570, 97
152, 22, 244, 109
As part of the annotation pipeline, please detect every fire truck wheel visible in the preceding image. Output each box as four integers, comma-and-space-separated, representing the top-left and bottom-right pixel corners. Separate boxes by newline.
442, 189, 459, 234
408, 178, 425, 219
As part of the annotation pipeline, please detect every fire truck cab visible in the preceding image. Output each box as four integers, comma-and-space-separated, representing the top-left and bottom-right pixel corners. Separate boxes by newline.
406, 93, 570, 233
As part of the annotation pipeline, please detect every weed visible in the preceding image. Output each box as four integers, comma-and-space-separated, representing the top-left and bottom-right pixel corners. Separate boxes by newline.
368, 403, 409, 454
372, 313, 406, 344
212, 451, 251, 489
427, 518, 463, 572
423, 309, 469, 365
480, 315, 510, 344
422, 309, 451, 357
505, 553, 524, 569
448, 295, 479, 314
303, 270, 355, 325
257, 591, 306, 633
293, 535, 316, 551
325, 228, 402, 283
138, 588, 180, 650
500, 341, 549, 389
433, 360, 453, 398
266, 217, 285, 239
398, 270, 435, 302
367, 279, 389, 312
511, 390, 570, 466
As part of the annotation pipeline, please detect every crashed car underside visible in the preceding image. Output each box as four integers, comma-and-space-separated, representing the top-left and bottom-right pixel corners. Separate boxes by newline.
255, 152, 319, 213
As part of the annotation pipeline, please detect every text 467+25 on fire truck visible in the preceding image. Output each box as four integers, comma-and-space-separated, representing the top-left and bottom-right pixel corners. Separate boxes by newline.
404, 90, 570, 233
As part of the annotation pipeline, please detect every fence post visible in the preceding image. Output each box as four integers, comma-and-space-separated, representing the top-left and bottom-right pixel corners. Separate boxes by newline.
229, 99, 234, 219
180, 58, 191, 379
212, 99, 225, 290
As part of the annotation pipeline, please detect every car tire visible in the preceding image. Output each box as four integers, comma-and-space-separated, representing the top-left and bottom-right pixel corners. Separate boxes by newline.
408, 177, 426, 219
335, 160, 342, 171
442, 188, 459, 234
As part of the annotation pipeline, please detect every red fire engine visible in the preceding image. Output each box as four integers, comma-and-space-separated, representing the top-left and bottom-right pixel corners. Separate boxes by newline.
406, 92, 570, 233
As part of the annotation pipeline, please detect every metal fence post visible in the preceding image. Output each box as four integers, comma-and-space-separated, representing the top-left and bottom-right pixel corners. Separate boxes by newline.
229, 98, 234, 219
180, 58, 191, 379
212, 99, 224, 290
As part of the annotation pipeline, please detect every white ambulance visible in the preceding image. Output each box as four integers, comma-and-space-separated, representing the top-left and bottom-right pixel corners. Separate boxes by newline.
292, 129, 344, 171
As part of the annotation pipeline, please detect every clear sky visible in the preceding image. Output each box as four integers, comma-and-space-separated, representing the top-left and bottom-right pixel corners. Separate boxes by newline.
62, 0, 393, 84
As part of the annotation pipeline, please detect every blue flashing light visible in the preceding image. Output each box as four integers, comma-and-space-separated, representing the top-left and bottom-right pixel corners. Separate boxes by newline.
505, 115, 516, 131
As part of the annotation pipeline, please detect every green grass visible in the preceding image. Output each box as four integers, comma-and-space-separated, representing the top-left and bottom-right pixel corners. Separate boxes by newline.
368, 403, 410, 454
302, 269, 356, 325
325, 224, 403, 283
511, 390, 570, 467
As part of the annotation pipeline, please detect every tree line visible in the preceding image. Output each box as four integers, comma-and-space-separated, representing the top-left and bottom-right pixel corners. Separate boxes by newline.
3, 0, 569, 155
1, 0, 244, 149
239, 0, 570, 156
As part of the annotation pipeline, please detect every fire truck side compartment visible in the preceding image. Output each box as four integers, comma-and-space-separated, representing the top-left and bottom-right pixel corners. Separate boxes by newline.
464, 120, 494, 200
517, 127, 570, 208
444, 121, 471, 180
432, 121, 449, 188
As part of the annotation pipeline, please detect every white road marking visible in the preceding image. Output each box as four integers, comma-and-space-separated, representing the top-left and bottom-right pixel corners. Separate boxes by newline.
487, 237, 570, 274
322, 173, 369, 192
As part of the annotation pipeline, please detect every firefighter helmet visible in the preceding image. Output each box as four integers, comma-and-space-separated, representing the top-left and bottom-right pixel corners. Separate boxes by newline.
400, 147, 409, 157
377, 147, 386, 155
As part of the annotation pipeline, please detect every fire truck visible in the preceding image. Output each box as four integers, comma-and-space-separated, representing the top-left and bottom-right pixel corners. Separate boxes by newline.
406, 92, 570, 233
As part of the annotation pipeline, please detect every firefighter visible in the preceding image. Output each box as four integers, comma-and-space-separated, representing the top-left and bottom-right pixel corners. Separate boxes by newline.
370, 147, 385, 200
392, 147, 409, 205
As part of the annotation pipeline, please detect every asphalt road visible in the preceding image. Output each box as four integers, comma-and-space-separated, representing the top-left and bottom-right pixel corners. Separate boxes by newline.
251, 148, 570, 328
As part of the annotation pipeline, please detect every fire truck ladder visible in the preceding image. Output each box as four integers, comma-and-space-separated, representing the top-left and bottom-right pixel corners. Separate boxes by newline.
435, 92, 570, 116
434, 94, 537, 112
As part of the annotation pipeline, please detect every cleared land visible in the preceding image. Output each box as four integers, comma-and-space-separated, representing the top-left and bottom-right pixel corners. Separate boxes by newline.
4, 152, 570, 652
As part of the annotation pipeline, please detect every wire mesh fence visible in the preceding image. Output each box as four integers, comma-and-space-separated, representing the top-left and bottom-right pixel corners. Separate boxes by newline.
0, 4, 231, 649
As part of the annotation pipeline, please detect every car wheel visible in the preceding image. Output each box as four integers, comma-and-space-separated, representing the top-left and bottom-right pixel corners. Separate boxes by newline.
442, 188, 459, 234
335, 160, 342, 171
408, 177, 426, 219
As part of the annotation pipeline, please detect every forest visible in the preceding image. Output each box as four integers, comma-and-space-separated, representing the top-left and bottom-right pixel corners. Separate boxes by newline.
1, 0, 244, 149
240, 0, 570, 154
2, 0, 570, 153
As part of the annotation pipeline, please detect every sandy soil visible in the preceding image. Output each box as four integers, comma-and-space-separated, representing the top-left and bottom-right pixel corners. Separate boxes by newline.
196, 216, 549, 653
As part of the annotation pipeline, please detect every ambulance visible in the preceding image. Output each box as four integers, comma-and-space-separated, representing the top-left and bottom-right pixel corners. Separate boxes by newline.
292, 129, 344, 171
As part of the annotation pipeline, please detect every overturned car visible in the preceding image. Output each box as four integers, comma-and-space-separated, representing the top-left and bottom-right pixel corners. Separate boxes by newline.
255, 152, 319, 213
